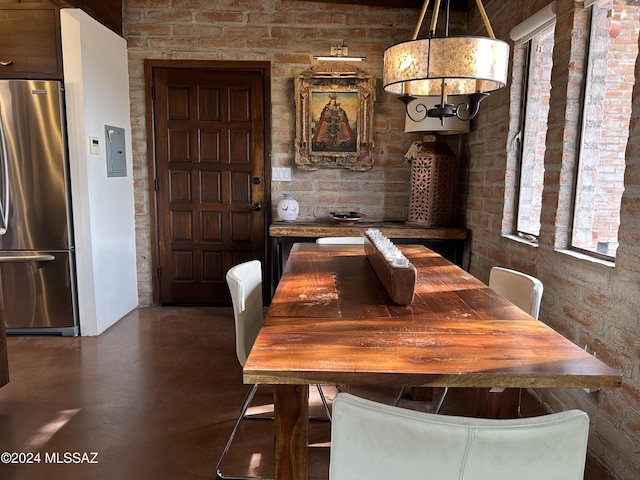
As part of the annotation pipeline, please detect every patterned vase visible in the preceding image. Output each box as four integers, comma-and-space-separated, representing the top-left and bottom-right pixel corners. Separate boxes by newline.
277, 193, 299, 222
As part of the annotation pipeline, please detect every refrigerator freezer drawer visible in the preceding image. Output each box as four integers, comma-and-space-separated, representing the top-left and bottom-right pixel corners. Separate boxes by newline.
0, 250, 78, 335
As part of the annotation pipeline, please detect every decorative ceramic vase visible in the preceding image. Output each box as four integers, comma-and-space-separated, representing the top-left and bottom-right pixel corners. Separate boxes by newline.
277, 193, 299, 222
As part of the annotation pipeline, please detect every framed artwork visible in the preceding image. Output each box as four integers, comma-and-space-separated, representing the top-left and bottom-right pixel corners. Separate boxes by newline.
294, 63, 375, 171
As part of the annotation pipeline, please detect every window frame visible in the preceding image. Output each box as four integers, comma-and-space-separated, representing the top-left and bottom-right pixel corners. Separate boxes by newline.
509, 3, 558, 242
569, 1, 635, 262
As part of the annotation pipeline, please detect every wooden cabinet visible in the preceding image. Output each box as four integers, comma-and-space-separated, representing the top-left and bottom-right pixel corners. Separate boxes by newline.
0, 5, 63, 79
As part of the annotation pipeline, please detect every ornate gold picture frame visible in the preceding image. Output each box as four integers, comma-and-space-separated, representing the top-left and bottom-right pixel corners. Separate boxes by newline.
294, 63, 375, 171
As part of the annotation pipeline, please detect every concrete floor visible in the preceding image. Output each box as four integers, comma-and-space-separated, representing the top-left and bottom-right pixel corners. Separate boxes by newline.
0, 306, 615, 479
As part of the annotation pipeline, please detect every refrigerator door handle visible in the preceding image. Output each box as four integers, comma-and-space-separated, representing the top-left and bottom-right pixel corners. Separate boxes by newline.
0, 254, 55, 263
0, 116, 9, 236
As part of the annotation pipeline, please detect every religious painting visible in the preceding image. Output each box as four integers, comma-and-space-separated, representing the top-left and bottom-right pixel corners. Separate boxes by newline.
310, 91, 358, 153
294, 63, 375, 171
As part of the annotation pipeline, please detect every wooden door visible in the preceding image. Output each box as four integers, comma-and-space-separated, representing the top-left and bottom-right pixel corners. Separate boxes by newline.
150, 64, 268, 304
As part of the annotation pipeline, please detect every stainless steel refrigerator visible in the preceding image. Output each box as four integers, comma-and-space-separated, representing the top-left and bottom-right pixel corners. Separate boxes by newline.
0, 80, 78, 336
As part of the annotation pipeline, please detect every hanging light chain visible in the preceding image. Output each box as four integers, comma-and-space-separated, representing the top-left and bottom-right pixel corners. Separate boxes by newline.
413, 0, 432, 40
429, 0, 443, 37
475, 0, 496, 39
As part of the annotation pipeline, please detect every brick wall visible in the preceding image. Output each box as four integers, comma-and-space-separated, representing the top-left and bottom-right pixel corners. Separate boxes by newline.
462, 1, 640, 478
125, 0, 430, 305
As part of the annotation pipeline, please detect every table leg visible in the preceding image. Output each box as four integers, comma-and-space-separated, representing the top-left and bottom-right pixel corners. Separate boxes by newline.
475, 388, 520, 418
455, 239, 464, 267
274, 384, 308, 480
271, 237, 282, 297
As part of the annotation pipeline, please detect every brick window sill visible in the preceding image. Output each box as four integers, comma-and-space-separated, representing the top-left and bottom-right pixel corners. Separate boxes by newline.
555, 248, 615, 269
502, 234, 539, 247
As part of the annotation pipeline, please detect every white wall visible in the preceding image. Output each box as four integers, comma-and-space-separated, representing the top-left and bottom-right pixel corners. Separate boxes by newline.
61, 9, 138, 336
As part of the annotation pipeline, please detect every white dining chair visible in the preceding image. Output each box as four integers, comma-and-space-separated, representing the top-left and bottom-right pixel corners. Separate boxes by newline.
396, 266, 544, 413
484, 266, 545, 402
330, 392, 590, 480
217, 260, 331, 480
489, 266, 544, 319
316, 236, 364, 244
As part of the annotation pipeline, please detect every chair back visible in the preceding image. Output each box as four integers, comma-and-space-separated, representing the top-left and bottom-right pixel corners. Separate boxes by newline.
329, 393, 589, 480
226, 260, 263, 367
489, 266, 544, 319
316, 237, 364, 244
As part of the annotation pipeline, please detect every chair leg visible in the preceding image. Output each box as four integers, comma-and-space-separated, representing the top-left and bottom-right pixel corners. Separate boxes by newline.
216, 384, 263, 480
216, 383, 333, 479
393, 386, 406, 406
316, 384, 332, 422
434, 387, 448, 414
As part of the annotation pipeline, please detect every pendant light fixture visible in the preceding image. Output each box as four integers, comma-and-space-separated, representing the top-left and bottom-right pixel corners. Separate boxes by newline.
383, 0, 510, 124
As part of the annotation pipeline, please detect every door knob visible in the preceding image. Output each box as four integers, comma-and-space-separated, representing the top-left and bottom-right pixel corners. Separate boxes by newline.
252, 177, 261, 185
251, 203, 262, 211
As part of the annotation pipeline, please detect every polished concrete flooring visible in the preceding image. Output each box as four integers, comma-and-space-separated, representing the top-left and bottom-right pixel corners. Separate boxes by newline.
0, 307, 615, 480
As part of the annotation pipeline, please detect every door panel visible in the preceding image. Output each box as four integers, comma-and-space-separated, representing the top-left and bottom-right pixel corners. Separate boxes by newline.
152, 66, 267, 304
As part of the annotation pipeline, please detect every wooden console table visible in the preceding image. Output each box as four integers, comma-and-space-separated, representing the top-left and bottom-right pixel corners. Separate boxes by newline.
269, 220, 467, 290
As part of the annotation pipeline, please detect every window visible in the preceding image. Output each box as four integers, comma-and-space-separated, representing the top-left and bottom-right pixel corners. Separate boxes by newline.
510, 3, 557, 240
572, 2, 639, 258
516, 24, 555, 238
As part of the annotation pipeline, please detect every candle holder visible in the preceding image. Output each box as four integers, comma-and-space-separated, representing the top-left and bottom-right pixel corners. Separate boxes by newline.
364, 229, 417, 305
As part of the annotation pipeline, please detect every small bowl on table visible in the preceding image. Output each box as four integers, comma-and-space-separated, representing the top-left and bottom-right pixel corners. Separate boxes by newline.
329, 211, 363, 225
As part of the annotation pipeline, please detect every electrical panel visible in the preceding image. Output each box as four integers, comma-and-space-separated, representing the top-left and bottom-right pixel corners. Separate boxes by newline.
105, 125, 126, 178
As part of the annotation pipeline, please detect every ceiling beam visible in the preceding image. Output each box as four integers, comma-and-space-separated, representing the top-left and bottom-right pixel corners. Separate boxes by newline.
292, 0, 472, 10
47, 0, 473, 38
49, 0, 123, 36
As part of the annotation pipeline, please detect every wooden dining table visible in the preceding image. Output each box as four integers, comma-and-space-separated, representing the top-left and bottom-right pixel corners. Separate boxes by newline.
243, 242, 622, 480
